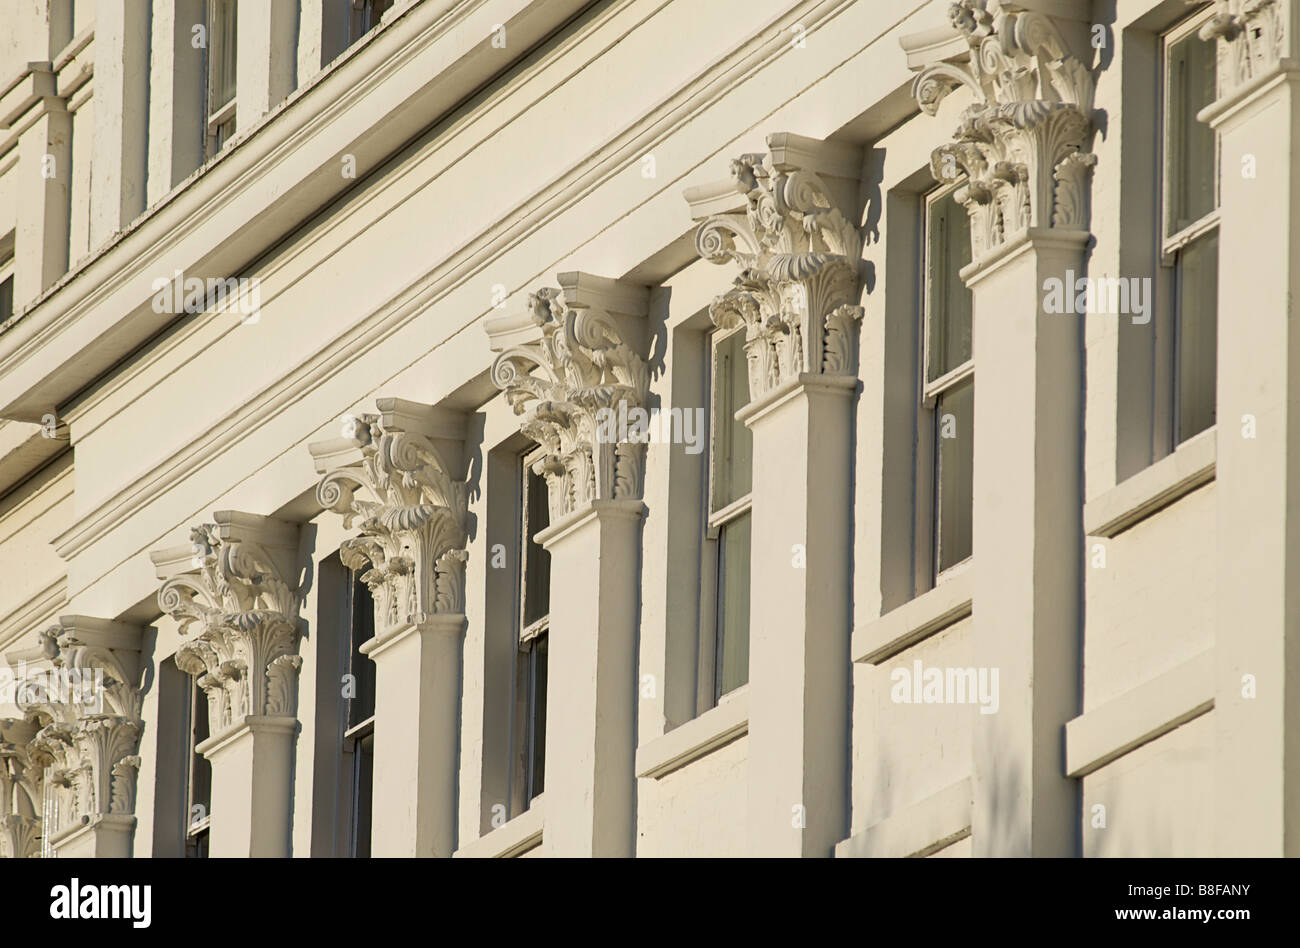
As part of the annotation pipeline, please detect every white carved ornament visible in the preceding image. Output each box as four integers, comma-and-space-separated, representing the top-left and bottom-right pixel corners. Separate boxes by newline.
0, 718, 42, 858
1199, 0, 1288, 100
693, 150, 864, 401
316, 415, 470, 631
491, 289, 650, 521
158, 526, 302, 732
9, 624, 143, 846
912, 0, 1096, 257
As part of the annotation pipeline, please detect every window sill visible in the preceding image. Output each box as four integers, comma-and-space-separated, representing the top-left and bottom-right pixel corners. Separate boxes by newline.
635, 689, 749, 780
453, 795, 544, 858
852, 567, 973, 665
1084, 427, 1216, 538
1064, 650, 1213, 778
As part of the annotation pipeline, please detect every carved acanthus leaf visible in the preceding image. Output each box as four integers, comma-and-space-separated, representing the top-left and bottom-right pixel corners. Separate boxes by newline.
692, 145, 864, 401
156, 518, 303, 732
491, 287, 650, 522
315, 407, 471, 633
912, 1, 1096, 258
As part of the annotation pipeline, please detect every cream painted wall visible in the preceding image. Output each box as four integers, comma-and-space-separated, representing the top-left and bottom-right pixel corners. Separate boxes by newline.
0, 0, 1286, 859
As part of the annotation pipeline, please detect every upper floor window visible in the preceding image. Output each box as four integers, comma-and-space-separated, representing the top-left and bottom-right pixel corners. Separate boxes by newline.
1162, 12, 1219, 445
204, 0, 238, 157
349, 0, 394, 45
512, 456, 550, 813
921, 184, 974, 582
703, 326, 752, 704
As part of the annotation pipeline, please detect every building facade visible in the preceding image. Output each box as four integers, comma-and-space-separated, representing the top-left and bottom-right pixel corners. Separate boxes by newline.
0, 0, 1294, 859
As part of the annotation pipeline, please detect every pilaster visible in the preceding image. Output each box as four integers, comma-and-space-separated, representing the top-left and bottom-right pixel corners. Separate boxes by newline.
686, 131, 863, 857
152, 511, 303, 857
907, 0, 1096, 856
311, 398, 471, 857
487, 271, 650, 857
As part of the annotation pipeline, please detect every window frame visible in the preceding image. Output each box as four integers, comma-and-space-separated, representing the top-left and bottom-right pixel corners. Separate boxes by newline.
203, 0, 238, 159
337, 569, 376, 858
699, 324, 753, 710
510, 448, 550, 816
919, 182, 975, 587
182, 673, 211, 859
1159, 7, 1221, 449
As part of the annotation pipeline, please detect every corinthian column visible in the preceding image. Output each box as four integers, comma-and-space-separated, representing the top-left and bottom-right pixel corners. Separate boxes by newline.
907, 0, 1095, 856
487, 271, 650, 856
686, 131, 863, 857
4, 616, 144, 858
311, 398, 470, 857
1196, 0, 1300, 856
152, 512, 303, 857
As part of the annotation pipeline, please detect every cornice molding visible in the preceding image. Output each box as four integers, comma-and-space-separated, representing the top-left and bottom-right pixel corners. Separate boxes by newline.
488, 272, 651, 522
685, 131, 864, 402
46, 0, 857, 595
152, 512, 303, 733
311, 398, 471, 633
906, 0, 1096, 260
2, 615, 144, 852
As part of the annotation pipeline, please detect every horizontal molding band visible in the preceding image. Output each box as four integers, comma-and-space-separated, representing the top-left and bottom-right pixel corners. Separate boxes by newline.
454, 795, 544, 858
1064, 649, 1214, 779
636, 690, 749, 780
853, 567, 973, 664
835, 777, 972, 858
1084, 427, 1216, 538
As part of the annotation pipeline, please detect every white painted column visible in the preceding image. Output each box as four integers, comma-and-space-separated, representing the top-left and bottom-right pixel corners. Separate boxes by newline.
237, 0, 299, 134
965, 231, 1086, 857
741, 376, 855, 857
363, 615, 465, 857
487, 272, 651, 857
312, 399, 472, 857
89, 0, 150, 248
1201, 4, 1300, 857
906, 4, 1095, 856
153, 512, 304, 859
200, 717, 297, 857
536, 500, 644, 857
685, 133, 863, 856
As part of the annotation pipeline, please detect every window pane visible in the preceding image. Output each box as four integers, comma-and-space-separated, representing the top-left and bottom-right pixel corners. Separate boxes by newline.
716, 509, 751, 696
936, 380, 974, 573
523, 466, 551, 627
712, 329, 753, 509
1167, 28, 1217, 231
527, 635, 548, 800
0, 274, 12, 322
189, 680, 211, 813
1176, 228, 1218, 443
209, 0, 238, 112
352, 731, 374, 858
348, 574, 376, 727
926, 188, 973, 382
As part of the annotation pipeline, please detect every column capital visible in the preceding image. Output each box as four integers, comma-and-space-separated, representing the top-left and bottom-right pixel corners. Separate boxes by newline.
487, 272, 651, 522
685, 132, 864, 403
3, 615, 145, 852
1199, 0, 1299, 120
907, 0, 1096, 260
152, 512, 304, 734
311, 399, 471, 634
0, 717, 43, 858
